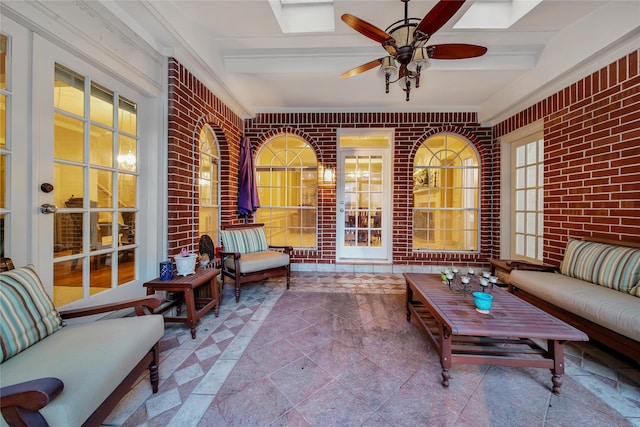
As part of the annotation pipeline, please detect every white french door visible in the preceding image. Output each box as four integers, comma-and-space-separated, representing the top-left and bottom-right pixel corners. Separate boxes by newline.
336, 148, 392, 262
1, 16, 161, 309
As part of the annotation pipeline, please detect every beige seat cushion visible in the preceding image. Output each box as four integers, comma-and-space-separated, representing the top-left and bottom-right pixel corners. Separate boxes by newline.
509, 270, 640, 342
0, 315, 164, 427
224, 250, 290, 274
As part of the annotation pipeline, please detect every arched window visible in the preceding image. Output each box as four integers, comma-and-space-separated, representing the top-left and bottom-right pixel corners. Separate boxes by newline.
255, 134, 317, 248
413, 133, 479, 252
199, 125, 220, 244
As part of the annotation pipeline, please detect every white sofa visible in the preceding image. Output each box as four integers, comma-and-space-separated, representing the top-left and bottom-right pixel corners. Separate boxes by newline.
508, 237, 640, 364
0, 265, 165, 426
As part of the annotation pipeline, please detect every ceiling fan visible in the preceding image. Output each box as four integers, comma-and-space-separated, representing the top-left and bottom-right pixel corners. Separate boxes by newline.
341, 0, 487, 101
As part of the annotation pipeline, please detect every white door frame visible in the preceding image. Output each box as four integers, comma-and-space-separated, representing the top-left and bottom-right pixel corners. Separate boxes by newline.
336, 129, 393, 263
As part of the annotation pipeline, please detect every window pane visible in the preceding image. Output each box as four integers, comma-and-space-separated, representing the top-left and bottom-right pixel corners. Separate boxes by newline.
516, 213, 524, 233
526, 189, 536, 210
54, 64, 84, 117
516, 234, 525, 254
54, 113, 84, 162
90, 125, 113, 167
516, 145, 525, 167
537, 237, 544, 260
526, 212, 536, 234
118, 174, 137, 208
526, 141, 537, 165
118, 96, 137, 135
90, 169, 113, 208
526, 165, 536, 187
117, 135, 137, 172
516, 189, 524, 210
516, 168, 524, 188
90, 83, 114, 126
55, 164, 84, 204
526, 235, 536, 258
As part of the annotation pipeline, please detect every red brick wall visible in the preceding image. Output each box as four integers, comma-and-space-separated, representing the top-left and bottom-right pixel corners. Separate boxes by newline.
167, 59, 243, 255
244, 113, 496, 267
495, 50, 640, 265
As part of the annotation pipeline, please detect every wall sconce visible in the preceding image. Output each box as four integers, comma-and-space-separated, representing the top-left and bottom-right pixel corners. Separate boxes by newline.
323, 166, 335, 183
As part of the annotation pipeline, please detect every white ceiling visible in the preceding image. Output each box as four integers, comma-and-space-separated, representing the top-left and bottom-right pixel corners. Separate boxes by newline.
105, 0, 640, 124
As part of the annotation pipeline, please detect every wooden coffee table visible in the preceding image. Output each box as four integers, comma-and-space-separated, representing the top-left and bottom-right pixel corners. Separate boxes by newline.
404, 273, 588, 394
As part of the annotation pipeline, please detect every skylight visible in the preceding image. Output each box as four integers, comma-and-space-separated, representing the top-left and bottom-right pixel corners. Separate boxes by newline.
453, 0, 543, 29
269, 0, 335, 33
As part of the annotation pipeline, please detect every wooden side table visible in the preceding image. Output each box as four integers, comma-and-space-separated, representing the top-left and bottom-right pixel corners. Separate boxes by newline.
144, 267, 220, 339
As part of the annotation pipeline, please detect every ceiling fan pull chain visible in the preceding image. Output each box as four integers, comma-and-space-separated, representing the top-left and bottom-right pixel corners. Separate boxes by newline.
385, 73, 391, 94
405, 79, 411, 102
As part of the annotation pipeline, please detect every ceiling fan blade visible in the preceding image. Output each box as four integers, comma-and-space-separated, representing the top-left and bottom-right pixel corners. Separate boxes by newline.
415, 0, 466, 37
341, 14, 397, 55
428, 44, 487, 60
340, 58, 383, 79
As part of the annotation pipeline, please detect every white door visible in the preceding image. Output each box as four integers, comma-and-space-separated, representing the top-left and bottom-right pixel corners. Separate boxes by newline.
336, 148, 392, 262
2, 20, 157, 308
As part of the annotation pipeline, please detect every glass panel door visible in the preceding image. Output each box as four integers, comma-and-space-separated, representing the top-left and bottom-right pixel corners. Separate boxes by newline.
337, 149, 390, 262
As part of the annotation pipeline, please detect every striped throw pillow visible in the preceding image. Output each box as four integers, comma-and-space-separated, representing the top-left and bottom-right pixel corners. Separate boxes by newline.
596, 246, 640, 293
560, 239, 640, 294
220, 227, 269, 254
560, 239, 613, 284
0, 265, 63, 362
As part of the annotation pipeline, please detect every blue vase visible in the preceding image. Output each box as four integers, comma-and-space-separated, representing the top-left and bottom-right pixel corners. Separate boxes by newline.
159, 261, 173, 280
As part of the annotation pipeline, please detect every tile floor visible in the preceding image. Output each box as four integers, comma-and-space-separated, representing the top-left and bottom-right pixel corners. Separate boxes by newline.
106, 273, 640, 427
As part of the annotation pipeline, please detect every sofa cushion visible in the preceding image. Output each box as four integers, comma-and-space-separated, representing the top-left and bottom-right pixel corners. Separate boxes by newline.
560, 239, 640, 294
224, 250, 290, 274
509, 270, 640, 342
597, 246, 640, 294
0, 314, 164, 426
220, 227, 269, 254
0, 265, 63, 362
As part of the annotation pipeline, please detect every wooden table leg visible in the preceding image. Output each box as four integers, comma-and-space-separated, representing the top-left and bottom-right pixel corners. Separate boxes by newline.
440, 324, 452, 388
183, 288, 197, 339
406, 280, 413, 322
211, 276, 220, 317
548, 339, 565, 395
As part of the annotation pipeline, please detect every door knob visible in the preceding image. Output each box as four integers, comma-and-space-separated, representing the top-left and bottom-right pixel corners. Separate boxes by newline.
40, 204, 58, 214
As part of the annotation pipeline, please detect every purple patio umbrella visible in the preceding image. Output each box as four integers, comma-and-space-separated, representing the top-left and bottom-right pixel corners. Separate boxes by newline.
237, 136, 260, 218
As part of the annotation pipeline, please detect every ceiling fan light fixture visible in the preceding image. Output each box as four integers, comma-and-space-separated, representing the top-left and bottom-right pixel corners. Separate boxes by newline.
378, 56, 398, 78
397, 75, 413, 101
407, 47, 431, 73
341, 0, 485, 102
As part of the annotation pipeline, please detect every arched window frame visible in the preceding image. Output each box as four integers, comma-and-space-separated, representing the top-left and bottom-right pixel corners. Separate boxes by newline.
255, 134, 318, 249
413, 133, 480, 252
198, 124, 221, 245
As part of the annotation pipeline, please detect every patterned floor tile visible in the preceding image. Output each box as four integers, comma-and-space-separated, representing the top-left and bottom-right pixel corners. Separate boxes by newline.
107, 272, 640, 427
